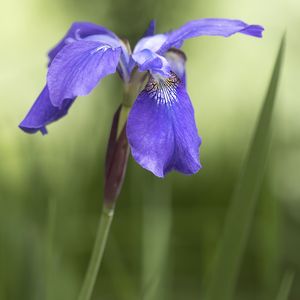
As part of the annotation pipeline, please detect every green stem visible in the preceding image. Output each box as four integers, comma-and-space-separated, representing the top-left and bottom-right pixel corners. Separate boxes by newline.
78, 206, 114, 300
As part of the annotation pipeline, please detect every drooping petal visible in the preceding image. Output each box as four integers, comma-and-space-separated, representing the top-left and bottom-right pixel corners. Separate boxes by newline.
47, 40, 121, 108
158, 18, 264, 54
143, 20, 156, 37
132, 49, 171, 77
48, 22, 118, 63
19, 86, 75, 135
164, 49, 187, 85
126, 73, 201, 177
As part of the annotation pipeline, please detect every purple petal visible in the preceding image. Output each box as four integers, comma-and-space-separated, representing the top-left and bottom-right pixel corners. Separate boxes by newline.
158, 18, 264, 54
19, 85, 74, 134
84, 34, 131, 81
126, 73, 201, 177
132, 49, 171, 76
47, 40, 121, 108
48, 22, 118, 64
143, 20, 156, 37
132, 32, 169, 75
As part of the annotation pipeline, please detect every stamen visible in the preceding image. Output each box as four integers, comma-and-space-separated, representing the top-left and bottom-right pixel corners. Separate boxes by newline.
145, 72, 180, 106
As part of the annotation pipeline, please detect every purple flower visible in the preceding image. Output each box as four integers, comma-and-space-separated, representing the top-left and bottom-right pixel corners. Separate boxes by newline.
19, 19, 264, 177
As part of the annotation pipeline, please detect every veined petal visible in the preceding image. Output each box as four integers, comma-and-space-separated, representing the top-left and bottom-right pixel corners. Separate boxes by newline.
132, 49, 171, 77
85, 35, 131, 81
47, 40, 121, 108
126, 72, 201, 177
19, 86, 74, 134
158, 18, 264, 54
48, 22, 118, 64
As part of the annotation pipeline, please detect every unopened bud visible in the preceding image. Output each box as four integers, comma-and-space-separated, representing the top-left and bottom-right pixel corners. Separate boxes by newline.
104, 68, 149, 208
104, 105, 130, 208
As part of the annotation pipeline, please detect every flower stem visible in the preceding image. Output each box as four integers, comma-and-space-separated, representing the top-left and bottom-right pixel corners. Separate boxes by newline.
78, 206, 114, 300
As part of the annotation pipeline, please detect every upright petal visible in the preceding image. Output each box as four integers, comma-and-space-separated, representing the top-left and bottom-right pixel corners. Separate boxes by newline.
132, 49, 171, 77
47, 40, 121, 108
126, 73, 201, 177
48, 22, 118, 63
158, 18, 264, 54
143, 20, 156, 37
134, 34, 167, 53
19, 86, 74, 134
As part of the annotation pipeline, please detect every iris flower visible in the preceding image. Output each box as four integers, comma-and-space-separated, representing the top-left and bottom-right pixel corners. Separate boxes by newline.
19, 19, 264, 177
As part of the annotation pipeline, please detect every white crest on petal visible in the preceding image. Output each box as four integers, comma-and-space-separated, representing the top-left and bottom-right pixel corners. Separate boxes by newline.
145, 72, 180, 106
90, 45, 111, 54
134, 34, 167, 53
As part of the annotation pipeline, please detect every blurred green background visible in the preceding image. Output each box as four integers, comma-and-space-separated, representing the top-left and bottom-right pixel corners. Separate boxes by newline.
0, 0, 299, 299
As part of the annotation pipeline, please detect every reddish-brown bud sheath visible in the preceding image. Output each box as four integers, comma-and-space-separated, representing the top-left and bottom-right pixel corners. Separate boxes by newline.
104, 105, 130, 208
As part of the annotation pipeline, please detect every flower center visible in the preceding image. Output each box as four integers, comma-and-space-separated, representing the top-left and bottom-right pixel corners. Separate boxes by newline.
145, 72, 180, 106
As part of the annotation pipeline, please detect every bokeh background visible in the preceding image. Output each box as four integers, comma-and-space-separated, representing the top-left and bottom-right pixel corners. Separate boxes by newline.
0, 0, 299, 299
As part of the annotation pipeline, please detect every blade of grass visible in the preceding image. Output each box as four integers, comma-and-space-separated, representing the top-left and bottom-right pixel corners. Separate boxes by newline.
276, 271, 294, 300
205, 35, 286, 300
258, 186, 280, 299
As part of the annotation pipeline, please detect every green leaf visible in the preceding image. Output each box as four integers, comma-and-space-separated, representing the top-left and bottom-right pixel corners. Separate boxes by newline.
276, 271, 294, 300
204, 35, 286, 300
